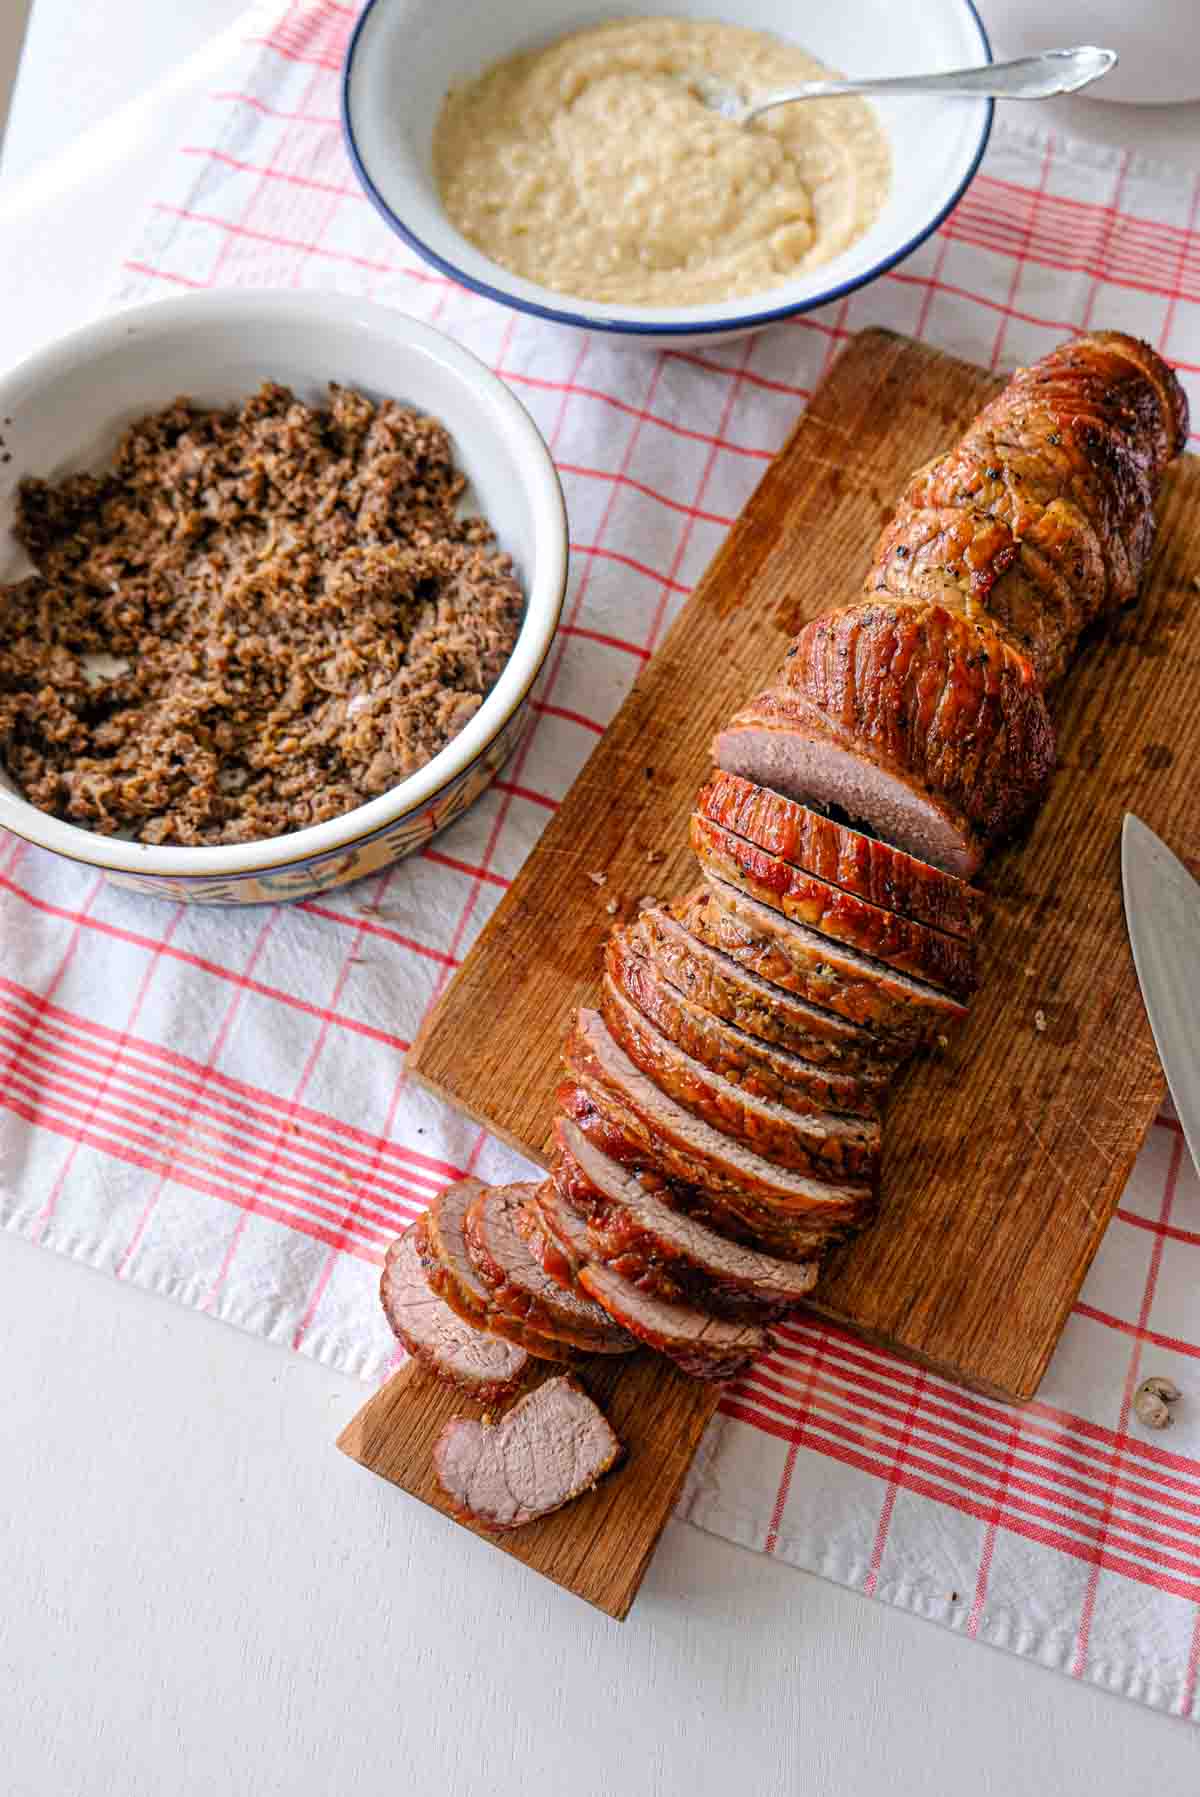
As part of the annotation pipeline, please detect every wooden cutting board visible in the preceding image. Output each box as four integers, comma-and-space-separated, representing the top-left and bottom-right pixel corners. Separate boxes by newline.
341, 327, 1199, 1615
337, 1349, 714, 1619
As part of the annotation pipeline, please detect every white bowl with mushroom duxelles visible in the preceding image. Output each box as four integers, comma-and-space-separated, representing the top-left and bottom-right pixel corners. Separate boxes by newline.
0, 292, 567, 905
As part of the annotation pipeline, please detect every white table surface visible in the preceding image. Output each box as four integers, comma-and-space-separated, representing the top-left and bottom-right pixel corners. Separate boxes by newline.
1, 6, 1198, 1793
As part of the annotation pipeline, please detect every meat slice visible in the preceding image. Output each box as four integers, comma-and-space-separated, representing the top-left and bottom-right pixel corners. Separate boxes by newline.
691, 814, 978, 1002
579, 1263, 764, 1380
634, 903, 893, 1074
551, 1119, 819, 1319
421, 1179, 582, 1361
563, 1008, 875, 1229
528, 1184, 766, 1380
463, 1183, 635, 1355
558, 1081, 850, 1259
541, 1158, 810, 1326
379, 1222, 528, 1403
775, 600, 1056, 859
600, 972, 881, 1182
715, 688, 986, 879
608, 929, 887, 1118
690, 880, 966, 1049
433, 1374, 623, 1531
694, 771, 984, 940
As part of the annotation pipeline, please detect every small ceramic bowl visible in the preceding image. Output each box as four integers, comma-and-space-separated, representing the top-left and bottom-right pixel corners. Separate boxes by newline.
343, 0, 994, 346
0, 291, 568, 905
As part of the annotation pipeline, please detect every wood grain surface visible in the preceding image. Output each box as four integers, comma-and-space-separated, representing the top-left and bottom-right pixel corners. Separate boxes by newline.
411, 327, 1200, 1404
337, 1349, 720, 1619
362, 329, 1200, 1618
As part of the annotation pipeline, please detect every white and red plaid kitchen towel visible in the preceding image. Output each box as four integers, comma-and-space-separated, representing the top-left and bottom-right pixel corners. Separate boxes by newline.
4, 0, 1200, 1720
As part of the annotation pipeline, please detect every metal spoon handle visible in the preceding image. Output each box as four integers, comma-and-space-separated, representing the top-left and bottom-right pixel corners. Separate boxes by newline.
741, 46, 1117, 122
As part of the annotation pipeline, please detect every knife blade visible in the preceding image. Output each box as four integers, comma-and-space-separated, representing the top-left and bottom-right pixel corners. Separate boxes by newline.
1122, 813, 1200, 1180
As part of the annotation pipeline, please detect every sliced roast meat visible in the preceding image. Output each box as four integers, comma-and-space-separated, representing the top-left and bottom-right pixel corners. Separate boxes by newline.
986, 375, 1159, 528
523, 1181, 589, 1290
1084, 330, 1190, 466
379, 1222, 528, 1403
634, 902, 893, 1074
600, 972, 881, 1183
433, 1374, 623, 1531
528, 1184, 766, 1380
563, 1008, 875, 1230
869, 501, 1086, 686
1003, 332, 1187, 493
926, 331, 1187, 629
421, 1179, 582, 1362
607, 929, 887, 1118
690, 814, 979, 1002
557, 1081, 846, 1258
715, 687, 986, 879
552, 1120, 819, 1319
690, 880, 966, 1049
924, 427, 1137, 617
415, 333, 1186, 1396
540, 1161, 805, 1324
774, 600, 1056, 860
900, 452, 1114, 626
463, 1183, 635, 1355
694, 771, 984, 941
579, 1262, 763, 1380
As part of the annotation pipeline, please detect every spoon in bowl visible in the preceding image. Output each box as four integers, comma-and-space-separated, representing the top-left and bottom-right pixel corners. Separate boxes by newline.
690, 45, 1117, 127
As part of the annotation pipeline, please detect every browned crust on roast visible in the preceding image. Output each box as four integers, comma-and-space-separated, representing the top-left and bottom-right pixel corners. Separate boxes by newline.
522, 1190, 584, 1290
555, 1083, 854, 1259
1006, 333, 1187, 482
868, 501, 1086, 687
379, 1224, 528, 1404
636, 902, 893, 1073
600, 972, 881, 1182
926, 426, 1138, 615
694, 771, 985, 940
607, 929, 887, 1117
420, 1186, 584, 1362
543, 1169, 794, 1323
1084, 331, 1190, 462
579, 1264, 763, 1380
565, 1010, 874, 1221
462, 1183, 635, 1354
715, 687, 988, 877
897, 458, 1109, 628
776, 600, 1056, 849
901, 333, 1185, 644
550, 1127, 818, 1321
686, 882, 965, 1049
690, 815, 979, 1002
528, 1186, 766, 1380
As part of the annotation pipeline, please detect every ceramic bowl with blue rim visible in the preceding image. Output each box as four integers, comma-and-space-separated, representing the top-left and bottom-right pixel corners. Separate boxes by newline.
0, 292, 568, 905
342, 0, 993, 348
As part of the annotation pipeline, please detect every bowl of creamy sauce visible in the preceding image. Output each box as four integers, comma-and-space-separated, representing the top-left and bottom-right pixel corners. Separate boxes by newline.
432, 19, 891, 309
343, 0, 993, 341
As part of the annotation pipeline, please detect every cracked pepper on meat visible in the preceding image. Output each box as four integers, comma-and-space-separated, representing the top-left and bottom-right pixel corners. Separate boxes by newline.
0, 382, 525, 845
